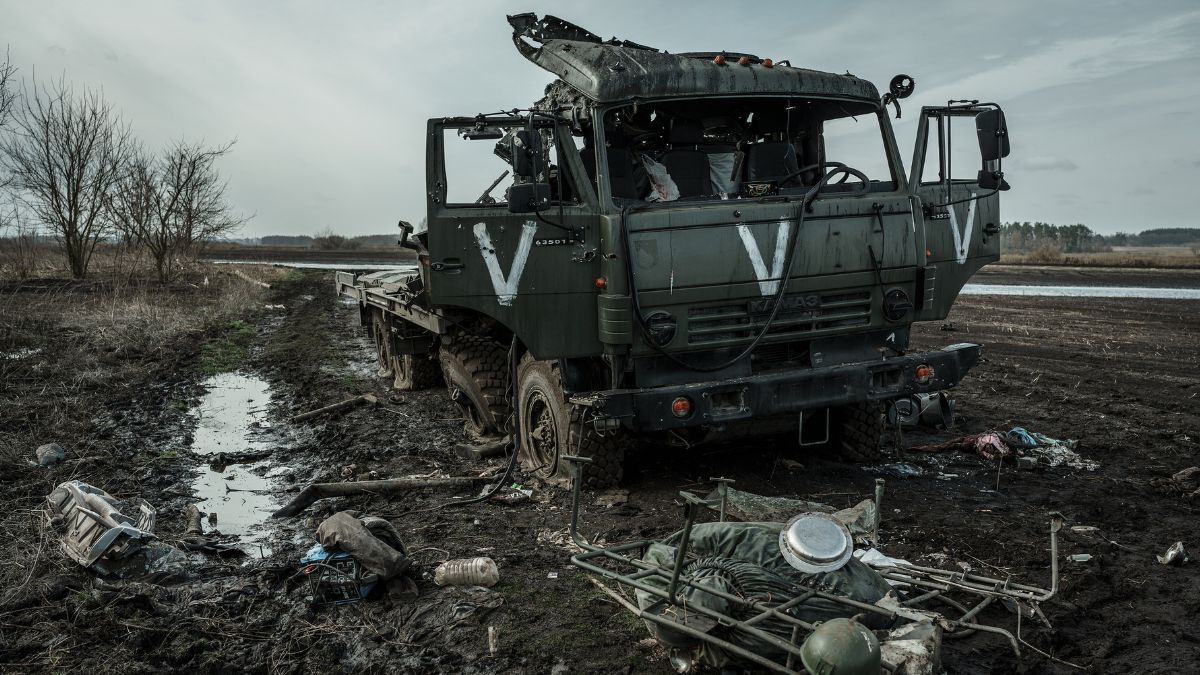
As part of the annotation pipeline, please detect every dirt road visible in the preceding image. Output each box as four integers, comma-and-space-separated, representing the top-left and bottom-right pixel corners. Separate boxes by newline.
2, 268, 1197, 673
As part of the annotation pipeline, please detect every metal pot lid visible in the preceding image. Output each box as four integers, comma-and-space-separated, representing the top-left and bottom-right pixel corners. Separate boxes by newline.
778, 512, 854, 574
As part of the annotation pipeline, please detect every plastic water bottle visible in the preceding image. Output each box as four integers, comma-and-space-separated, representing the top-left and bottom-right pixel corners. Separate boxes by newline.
433, 557, 499, 587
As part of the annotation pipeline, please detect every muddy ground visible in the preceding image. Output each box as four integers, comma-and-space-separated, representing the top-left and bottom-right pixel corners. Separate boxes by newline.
1, 265, 1198, 673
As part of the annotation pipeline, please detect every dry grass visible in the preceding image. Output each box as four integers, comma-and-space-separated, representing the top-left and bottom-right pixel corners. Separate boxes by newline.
1000, 247, 1200, 269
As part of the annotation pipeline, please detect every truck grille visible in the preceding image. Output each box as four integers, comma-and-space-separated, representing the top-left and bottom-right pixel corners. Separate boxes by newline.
686, 289, 872, 346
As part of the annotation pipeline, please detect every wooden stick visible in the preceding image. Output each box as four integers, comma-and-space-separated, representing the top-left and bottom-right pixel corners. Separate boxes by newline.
271, 476, 492, 518
289, 393, 378, 423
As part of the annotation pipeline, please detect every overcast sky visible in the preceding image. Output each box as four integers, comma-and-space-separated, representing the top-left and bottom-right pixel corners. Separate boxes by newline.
3, 0, 1197, 236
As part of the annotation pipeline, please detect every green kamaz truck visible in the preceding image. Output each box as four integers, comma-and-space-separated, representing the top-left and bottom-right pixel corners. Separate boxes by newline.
336, 13, 1011, 487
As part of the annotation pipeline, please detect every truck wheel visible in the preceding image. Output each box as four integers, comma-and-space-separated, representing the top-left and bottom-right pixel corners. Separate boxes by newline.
438, 335, 511, 438
516, 354, 627, 488
392, 352, 443, 391
370, 309, 394, 379
832, 402, 888, 463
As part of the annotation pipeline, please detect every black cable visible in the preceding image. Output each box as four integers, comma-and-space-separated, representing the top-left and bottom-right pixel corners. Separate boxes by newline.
403, 336, 522, 514
622, 167, 852, 373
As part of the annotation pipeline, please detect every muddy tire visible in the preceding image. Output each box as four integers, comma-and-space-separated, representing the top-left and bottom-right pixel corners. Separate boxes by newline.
370, 309, 394, 379
516, 354, 628, 488
831, 402, 888, 463
392, 352, 443, 391
438, 335, 511, 437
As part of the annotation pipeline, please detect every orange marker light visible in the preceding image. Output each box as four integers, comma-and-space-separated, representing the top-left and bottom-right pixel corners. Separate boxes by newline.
763, 58, 774, 68
594, 276, 607, 290
925, 248, 933, 258
713, 54, 726, 65
671, 396, 693, 418
914, 364, 934, 384
738, 55, 750, 66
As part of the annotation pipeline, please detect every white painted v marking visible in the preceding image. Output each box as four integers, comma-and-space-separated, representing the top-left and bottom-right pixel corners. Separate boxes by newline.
473, 221, 537, 306
947, 194, 978, 265
737, 221, 790, 296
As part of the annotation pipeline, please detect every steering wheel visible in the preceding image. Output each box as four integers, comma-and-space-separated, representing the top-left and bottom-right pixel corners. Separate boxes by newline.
774, 162, 871, 195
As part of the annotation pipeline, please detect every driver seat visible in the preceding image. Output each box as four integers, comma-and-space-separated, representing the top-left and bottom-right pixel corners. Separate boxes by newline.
745, 141, 801, 182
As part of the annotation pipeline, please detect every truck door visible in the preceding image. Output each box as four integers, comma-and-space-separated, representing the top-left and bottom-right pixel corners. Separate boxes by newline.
909, 104, 1009, 320
425, 117, 601, 358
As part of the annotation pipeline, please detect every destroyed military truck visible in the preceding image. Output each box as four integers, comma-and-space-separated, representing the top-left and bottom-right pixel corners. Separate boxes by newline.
336, 13, 1012, 488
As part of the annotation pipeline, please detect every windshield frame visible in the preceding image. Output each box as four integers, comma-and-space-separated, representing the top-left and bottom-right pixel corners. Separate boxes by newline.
590, 94, 907, 212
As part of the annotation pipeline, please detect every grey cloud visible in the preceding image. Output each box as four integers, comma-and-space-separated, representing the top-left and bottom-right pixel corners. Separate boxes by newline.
3, 0, 1197, 236
1017, 157, 1079, 172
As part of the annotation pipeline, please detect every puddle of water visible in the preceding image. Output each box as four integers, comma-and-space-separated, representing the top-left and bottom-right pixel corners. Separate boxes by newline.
209, 259, 416, 271
189, 372, 281, 554
962, 283, 1200, 300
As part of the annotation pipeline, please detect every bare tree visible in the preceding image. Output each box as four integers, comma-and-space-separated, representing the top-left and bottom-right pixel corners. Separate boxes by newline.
171, 140, 245, 254
0, 77, 129, 279
109, 139, 243, 281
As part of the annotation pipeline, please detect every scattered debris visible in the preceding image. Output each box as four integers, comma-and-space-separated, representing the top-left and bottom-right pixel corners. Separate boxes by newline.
272, 475, 493, 518
46, 481, 156, 570
316, 511, 412, 579
289, 393, 378, 424
911, 432, 1011, 461
1157, 542, 1188, 566
490, 484, 534, 505
433, 557, 499, 587
910, 427, 1097, 470
455, 437, 509, 460
301, 511, 414, 606
183, 504, 204, 535
1069, 554, 1093, 563
594, 488, 629, 508
1152, 466, 1200, 500
868, 462, 926, 478
35, 443, 66, 467
700, 486, 879, 540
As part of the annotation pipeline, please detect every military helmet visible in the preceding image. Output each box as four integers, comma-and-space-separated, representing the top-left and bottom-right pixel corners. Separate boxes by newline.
799, 617, 881, 675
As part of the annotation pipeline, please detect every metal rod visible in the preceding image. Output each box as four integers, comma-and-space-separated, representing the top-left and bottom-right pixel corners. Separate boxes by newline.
873, 478, 885, 549
667, 502, 699, 600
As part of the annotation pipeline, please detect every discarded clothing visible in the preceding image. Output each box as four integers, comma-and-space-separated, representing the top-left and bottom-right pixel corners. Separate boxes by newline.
910, 427, 1097, 470
634, 521, 895, 669
315, 511, 411, 580
910, 432, 1012, 461
702, 487, 878, 542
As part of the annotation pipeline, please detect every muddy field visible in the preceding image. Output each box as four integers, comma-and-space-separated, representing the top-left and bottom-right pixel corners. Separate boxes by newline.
1, 266, 1198, 673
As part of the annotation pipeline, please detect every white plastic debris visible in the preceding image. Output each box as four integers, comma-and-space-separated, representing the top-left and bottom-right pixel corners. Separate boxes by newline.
642, 156, 680, 202
1157, 541, 1188, 566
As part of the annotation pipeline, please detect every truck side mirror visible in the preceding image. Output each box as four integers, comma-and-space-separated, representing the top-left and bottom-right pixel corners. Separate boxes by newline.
510, 129, 543, 178
975, 109, 1010, 161
506, 182, 550, 213
977, 165, 1010, 191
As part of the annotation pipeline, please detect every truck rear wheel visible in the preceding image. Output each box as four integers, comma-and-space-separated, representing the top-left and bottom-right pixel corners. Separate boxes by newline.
515, 354, 627, 488
831, 402, 888, 463
370, 309, 394, 379
392, 352, 443, 391
438, 335, 511, 438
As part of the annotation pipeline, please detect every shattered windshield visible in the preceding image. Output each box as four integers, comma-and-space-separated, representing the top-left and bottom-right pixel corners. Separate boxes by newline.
588, 97, 895, 205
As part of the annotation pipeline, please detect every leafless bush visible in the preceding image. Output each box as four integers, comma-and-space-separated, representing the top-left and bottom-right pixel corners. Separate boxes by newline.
0, 77, 130, 279
1025, 243, 1064, 264
0, 205, 52, 279
109, 140, 243, 282
311, 226, 360, 250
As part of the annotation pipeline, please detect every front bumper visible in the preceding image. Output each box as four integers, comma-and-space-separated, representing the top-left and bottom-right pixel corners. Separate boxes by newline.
578, 343, 981, 432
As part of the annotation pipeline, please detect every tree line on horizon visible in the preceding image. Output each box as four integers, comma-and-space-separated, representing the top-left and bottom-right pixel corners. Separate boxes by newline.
0, 52, 245, 281
1000, 222, 1200, 254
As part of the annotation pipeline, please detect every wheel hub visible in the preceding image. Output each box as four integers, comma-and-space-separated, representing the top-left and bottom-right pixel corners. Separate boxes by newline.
523, 391, 559, 475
